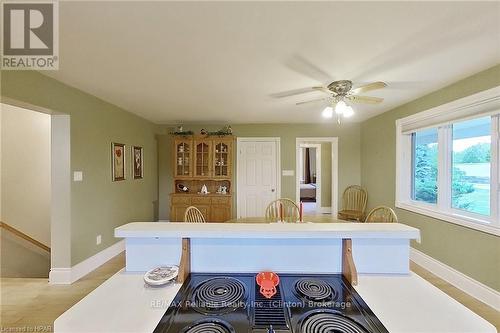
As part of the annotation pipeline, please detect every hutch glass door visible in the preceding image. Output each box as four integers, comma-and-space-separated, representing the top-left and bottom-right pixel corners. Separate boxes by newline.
175, 140, 191, 177
213, 140, 231, 178
195, 141, 211, 177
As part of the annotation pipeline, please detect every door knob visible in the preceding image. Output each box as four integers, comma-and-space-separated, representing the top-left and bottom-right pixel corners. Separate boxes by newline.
271, 189, 275, 192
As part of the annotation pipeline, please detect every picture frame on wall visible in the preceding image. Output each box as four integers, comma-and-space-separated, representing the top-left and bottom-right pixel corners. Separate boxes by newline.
132, 146, 144, 179
112, 142, 126, 181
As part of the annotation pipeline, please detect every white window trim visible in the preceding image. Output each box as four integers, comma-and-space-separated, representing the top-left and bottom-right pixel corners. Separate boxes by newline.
396, 86, 500, 237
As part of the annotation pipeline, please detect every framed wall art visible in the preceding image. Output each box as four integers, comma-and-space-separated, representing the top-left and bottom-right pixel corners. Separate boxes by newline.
132, 146, 144, 179
112, 142, 126, 181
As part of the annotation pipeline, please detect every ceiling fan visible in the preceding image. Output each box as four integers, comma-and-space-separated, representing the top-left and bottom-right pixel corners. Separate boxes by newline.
296, 80, 387, 121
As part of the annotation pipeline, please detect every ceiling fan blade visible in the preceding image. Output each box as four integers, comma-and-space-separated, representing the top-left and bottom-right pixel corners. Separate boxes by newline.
285, 54, 333, 82
350, 82, 387, 95
296, 97, 328, 106
270, 87, 319, 98
348, 95, 384, 104
312, 86, 334, 95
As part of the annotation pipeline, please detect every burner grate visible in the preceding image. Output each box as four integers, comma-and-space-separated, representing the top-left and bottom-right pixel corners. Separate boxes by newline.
300, 311, 368, 333
192, 277, 246, 314
253, 281, 289, 330
181, 319, 235, 333
295, 278, 335, 302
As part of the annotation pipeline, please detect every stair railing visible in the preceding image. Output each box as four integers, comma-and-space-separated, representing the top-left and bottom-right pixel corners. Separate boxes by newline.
0, 221, 51, 253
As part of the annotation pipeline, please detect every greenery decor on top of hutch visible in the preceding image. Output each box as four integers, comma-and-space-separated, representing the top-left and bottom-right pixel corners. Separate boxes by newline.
171, 135, 234, 222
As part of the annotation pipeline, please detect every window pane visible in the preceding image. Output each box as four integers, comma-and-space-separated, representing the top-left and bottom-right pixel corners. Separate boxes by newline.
412, 128, 438, 204
452, 117, 491, 216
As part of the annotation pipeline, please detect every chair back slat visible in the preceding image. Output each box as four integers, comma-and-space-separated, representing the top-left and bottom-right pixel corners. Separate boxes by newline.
184, 206, 206, 223
265, 198, 299, 222
365, 206, 398, 223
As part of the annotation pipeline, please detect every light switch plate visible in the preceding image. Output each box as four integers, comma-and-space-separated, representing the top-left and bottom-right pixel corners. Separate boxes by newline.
96, 235, 101, 245
282, 170, 294, 176
73, 171, 83, 182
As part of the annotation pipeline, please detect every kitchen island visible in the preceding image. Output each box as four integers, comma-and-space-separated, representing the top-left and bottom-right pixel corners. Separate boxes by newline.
54, 222, 496, 332
115, 222, 420, 274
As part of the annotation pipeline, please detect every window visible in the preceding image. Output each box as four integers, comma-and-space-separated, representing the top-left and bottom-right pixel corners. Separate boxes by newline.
451, 117, 491, 216
396, 87, 500, 236
412, 128, 438, 204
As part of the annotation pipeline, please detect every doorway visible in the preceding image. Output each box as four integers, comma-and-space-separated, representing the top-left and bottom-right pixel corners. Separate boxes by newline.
298, 144, 321, 214
236, 138, 281, 218
1, 101, 71, 283
296, 137, 338, 216
1, 103, 51, 277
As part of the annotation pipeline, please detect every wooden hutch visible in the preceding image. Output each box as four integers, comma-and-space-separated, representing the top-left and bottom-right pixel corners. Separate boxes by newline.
170, 135, 234, 222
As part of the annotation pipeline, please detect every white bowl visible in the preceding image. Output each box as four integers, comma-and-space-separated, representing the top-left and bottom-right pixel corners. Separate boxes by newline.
144, 265, 179, 286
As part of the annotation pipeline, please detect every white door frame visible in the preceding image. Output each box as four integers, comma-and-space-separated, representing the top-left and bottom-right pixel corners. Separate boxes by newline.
236, 137, 281, 218
297, 143, 322, 212
296, 137, 338, 216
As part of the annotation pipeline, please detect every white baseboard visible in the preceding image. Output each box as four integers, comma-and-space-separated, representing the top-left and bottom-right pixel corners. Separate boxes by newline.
410, 248, 500, 311
49, 240, 125, 285
48, 268, 72, 284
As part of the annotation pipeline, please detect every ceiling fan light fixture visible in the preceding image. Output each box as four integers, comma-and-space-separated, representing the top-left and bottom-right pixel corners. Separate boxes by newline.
335, 100, 347, 115
343, 105, 354, 118
322, 106, 333, 118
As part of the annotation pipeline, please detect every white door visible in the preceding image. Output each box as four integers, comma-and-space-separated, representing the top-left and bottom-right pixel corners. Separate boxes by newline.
237, 139, 279, 218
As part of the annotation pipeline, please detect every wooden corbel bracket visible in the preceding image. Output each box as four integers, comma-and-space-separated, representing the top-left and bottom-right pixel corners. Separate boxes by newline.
342, 238, 358, 285
177, 238, 191, 283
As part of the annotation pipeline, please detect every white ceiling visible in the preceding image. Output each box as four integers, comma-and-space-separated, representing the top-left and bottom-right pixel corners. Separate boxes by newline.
44, 1, 500, 124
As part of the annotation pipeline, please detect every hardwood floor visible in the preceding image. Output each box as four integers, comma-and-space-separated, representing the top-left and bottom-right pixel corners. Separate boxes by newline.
303, 202, 319, 215
1, 253, 498, 332
0, 253, 125, 332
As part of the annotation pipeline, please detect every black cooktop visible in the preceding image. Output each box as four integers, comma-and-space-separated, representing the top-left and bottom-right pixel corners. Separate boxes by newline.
153, 273, 388, 333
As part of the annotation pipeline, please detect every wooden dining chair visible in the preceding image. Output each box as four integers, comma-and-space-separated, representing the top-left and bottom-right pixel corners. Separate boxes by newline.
337, 185, 368, 222
265, 198, 300, 222
184, 206, 206, 223
365, 206, 398, 223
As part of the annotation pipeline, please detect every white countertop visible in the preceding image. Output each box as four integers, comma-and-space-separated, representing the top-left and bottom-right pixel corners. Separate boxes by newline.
115, 222, 421, 242
354, 274, 496, 333
54, 270, 182, 333
54, 270, 496, 333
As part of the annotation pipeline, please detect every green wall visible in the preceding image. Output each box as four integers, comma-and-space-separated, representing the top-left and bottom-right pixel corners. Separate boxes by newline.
1, 71, 160, 265
158, 123, 360, 220
360, 64, 500, 291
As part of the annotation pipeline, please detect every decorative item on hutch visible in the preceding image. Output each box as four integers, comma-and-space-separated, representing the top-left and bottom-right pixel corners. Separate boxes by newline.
177, 184, 189, 193
200, 184, 209, 195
